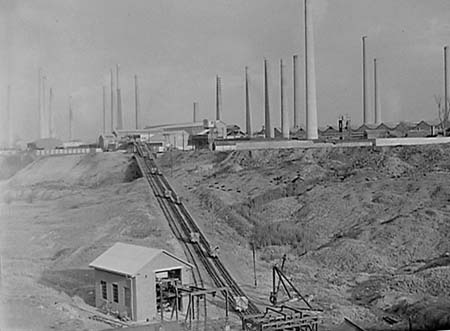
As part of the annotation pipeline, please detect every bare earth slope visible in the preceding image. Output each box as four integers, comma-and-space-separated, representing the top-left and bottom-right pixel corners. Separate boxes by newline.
157, 146, 450, 331
0, 152, 182, 331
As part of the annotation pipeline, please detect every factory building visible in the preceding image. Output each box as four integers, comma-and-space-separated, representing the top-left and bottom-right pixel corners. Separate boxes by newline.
89, 243, 192, 322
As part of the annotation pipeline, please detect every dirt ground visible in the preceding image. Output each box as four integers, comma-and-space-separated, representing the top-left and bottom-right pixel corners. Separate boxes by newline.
0, 152, 184, 331
2, 145, 450, 331
156, 145, 450, 331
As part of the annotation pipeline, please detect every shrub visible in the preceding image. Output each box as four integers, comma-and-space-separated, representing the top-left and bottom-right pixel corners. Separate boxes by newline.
250, 221, 305, 249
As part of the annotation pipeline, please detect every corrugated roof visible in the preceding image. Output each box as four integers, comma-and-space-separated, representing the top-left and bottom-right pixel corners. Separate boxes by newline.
89, 243, 191, 276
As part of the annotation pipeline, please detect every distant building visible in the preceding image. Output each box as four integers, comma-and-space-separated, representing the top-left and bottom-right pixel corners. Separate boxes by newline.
27, 138, 63, 150
187, 120, 230, 150
98, 134, 118, 151
226, 124, 246, 139
89, 243, 192, 322
63, 140, 84, 149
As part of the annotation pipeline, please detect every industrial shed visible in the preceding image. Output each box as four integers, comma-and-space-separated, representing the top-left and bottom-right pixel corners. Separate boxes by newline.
89, 243, 192, 322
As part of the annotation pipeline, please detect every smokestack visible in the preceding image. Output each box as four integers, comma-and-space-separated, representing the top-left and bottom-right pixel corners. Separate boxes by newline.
69, 96, 73, 141
374, 58, 381, 124
245, 66, 252, 136
280, 59, 289, 139
102, 86, 106, 133
134, 75, 140, 130
216, 75, 222, 121
264, 59, 272, 138
445, 46, 448, 133
293, 55, 300, 129
362, 36, 368, 124
7, 85, 11, 148
42, 75, 47, 138
116, 64, 123, 130
193, 102, 199, 122
49, 87, 54, 138
110, 69, 114, 132
304, 0, 318, 139
38, 68, 43, 139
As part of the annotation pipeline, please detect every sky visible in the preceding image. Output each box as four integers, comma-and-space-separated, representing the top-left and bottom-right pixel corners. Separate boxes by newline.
1, 0, 450, 143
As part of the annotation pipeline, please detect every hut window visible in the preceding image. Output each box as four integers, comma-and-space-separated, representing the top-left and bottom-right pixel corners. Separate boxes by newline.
112, 283, 119, 303
100, 280, 107, 300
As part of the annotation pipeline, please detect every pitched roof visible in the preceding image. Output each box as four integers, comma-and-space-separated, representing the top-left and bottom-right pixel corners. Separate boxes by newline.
89, 242, 191, 276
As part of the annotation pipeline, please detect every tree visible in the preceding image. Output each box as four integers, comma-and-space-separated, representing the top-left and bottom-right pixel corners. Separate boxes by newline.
434, 95, 450, 136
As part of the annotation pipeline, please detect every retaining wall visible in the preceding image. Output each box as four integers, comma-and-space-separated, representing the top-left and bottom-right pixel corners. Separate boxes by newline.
35, 148, 102, 156
374, 137, 450, 146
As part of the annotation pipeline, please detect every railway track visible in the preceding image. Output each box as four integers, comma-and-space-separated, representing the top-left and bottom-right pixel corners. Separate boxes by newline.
134, 143, 259, 316
134, 151, 204, 287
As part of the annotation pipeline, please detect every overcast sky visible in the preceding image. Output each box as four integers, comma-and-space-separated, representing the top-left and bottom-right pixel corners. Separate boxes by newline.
1, 0, 450, 142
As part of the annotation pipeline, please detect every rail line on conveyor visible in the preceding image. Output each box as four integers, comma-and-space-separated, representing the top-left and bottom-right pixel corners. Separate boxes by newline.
133, 149, 204, 288
133, 142, 260, 316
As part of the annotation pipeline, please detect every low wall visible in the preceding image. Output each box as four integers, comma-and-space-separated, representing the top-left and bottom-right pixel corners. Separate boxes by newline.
375, 137, 450, 147
219, 137, 450, 151
35, 148, 102, 156
0, 150, 19, 156
235, 140, 314, 150
235, 139, 373, 150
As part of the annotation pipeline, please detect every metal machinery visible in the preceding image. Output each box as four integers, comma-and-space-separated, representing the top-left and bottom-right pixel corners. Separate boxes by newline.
133, 141, 260, 328
242, 256, 322, 331
242, 306, 320, 331
155, 277, 231, 330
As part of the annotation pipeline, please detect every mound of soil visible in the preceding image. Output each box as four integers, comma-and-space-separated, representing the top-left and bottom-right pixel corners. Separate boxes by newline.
0, 152, 180, 330
157, 144, 450, 330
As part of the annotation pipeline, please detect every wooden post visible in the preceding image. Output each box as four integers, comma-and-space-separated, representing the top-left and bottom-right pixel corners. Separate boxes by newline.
252, 243, 257, 287
160, 282, 164, 321
225, 290, 229, 319
174, 282, 179, 321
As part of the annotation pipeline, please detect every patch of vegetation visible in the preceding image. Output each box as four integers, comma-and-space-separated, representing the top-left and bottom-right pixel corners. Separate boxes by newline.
250, 220, 305, 249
